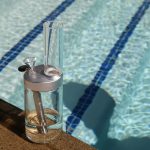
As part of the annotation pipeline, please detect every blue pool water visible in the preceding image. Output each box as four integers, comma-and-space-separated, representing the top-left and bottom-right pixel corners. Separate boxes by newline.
0, 0, 150, 149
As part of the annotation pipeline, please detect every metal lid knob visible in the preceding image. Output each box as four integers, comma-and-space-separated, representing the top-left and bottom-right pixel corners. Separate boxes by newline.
24, 57, 36, 71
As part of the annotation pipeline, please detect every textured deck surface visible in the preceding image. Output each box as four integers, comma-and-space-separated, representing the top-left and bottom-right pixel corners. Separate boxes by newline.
0, 99, 95, 150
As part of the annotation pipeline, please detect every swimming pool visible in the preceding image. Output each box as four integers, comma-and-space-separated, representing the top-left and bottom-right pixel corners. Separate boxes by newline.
0, 0, 150, 149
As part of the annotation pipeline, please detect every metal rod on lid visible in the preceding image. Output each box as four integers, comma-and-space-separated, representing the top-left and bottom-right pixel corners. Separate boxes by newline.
33, 91, 48, 134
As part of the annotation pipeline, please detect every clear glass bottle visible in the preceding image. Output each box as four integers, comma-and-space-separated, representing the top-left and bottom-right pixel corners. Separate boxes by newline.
23, 21, 63, 143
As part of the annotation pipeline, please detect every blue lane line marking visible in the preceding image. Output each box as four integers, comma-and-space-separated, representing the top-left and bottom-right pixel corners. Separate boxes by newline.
0, 0, 75, 72
66, 0, 150, 134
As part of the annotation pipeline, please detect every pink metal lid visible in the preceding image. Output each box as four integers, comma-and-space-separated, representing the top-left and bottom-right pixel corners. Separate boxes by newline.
24, 65, 62, 92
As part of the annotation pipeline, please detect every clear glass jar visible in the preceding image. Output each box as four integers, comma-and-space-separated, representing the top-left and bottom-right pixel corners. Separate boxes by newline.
24, 84, 63, 143
23, 21, 63, 143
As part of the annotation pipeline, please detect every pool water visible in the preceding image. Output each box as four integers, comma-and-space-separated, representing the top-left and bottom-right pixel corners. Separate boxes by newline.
0, 0, 150, 149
